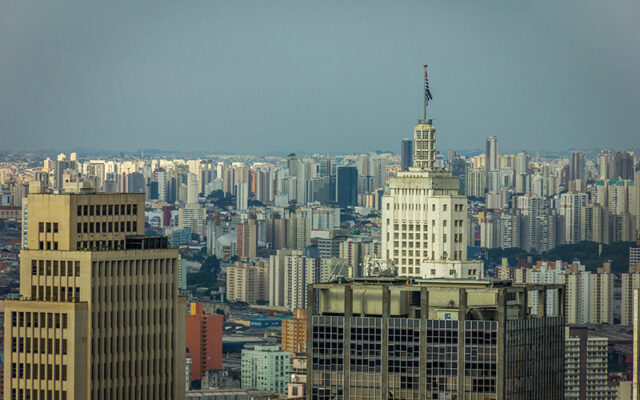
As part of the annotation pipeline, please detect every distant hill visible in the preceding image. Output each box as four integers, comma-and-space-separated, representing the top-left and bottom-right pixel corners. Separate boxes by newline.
488, 241, 636, 273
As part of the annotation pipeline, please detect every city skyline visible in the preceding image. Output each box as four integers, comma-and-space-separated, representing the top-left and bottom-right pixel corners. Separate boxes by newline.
2, 0, 639, 154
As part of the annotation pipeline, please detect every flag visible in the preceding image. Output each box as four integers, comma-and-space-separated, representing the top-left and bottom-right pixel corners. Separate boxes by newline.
425, 69, 433, 102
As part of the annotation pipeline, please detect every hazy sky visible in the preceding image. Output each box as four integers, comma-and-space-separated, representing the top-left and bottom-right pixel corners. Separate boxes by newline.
1, 0, 639, 155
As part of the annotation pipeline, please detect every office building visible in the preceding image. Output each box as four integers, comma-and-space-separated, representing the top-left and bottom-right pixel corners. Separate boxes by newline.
281, 309, 307, 354
186, 303, 223, 382
401, 139, 413, 171
4, 190, 186, 400
336, 166, 358, 208
241, 345, 290, 394
564, 327, 617, 400
226, 260, 269, 304
382, 113, 483, 279
307, 278, 565, 399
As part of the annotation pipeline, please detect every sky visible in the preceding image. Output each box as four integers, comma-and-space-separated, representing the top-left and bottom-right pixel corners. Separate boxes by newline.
1, 0, 639, 155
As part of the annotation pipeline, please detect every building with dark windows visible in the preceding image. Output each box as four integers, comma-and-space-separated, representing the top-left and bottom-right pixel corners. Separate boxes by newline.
335, 166, 358, 208
401, 138, 413, 171
3, 188, 186, 400
306, 278, 565, 399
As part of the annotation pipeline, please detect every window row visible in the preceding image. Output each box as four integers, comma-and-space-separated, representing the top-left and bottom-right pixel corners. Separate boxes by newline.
38, 222, 59, 234
38, 241, 58, 251
76, 203, 137, 217
10, 386, 67, 400
77, 240, 125, 251
31, 285, 80, 302
31, 260, 80, 277
91, 306, 174, 331
92, 282, 174, 304
76, 220, 137, 234
11, 312, 68, 329
91, 332, 172, 357
91, 259, 175, 278
11, 337, 68, 355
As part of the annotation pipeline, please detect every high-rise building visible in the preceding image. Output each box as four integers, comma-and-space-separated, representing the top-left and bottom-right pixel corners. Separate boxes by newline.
559, 192, 588, 244
620, 261, 640, 326
400, 138, 413, 171
634, 288, 640, 400
178, 204, 206, 238
4, 190, 186, 400
236, 219, 257, 260
236, 182, 248, 211
614, 151, 635, 180
382, 102, 483, 279
306, 278, 565, 399
564, 327, 617, 400
569, 152, 586, 181
486, 136, 498, 171
336, 166, 358, 207
186, 303, 223, 383
241, 345, 290, 394
564, 262, 614, 325
281, 309, 307, 354
226, 260, 269, 304
630, 241, 640, 269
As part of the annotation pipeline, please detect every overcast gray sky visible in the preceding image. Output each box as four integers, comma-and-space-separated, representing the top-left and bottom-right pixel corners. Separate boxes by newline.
1, 0, 639, 154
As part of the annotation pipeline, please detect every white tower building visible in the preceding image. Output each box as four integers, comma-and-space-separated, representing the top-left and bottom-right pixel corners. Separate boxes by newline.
381, 66, 483, 279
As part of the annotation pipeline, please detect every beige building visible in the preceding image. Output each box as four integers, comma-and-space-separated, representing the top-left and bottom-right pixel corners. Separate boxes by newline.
589, 263, 615, 324
564, 262, 614, 325
634, 288, 640, 400
178, 204, 206, 238
381, 119, 483, 279
225, 260, 268, 304
4, 190, 186, 400
621, 265, 640, 325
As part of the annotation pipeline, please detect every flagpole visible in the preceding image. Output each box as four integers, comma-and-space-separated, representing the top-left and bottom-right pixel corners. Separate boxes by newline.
423, 64, 428, 122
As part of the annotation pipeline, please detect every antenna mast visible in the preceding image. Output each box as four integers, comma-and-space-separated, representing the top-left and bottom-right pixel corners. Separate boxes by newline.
423, 64, 428, 122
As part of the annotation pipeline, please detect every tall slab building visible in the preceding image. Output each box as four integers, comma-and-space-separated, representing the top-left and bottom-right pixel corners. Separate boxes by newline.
382, 71, 483, 279
4, 189, 186, 400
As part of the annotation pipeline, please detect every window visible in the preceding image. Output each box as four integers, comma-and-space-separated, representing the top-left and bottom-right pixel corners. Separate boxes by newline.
46, 222, 51, 233
39, 222, 44, 233
77, 205, 82, 216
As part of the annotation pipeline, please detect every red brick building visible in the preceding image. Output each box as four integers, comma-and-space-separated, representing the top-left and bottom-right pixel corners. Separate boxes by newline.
186, 303, 223, 382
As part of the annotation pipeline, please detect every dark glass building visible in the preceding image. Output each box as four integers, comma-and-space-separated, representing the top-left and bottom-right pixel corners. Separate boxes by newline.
307, 278, 565, 399
401, 138, 414, 171
336, 166, 358, 207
